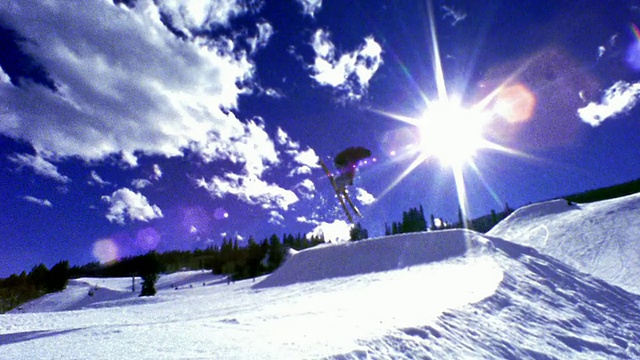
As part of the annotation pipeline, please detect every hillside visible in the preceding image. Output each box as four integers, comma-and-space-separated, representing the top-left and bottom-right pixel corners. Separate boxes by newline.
488, 192, 640, 294
3, 198, 640, 359
564, 178, 640, 204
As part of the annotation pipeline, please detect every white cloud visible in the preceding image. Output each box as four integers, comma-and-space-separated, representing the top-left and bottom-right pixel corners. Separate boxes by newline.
155, 0, 251, 37
354, 187, 375, 205
0, 67, 10, 84
249, 22, 274, 54
102, 188, 163, 225
23, 195, 53, 208
296, 215, 315, 224
264, 88, 285, 98
0, 0, 255, 166
287, 147, 320, 176
89, 170, 111, 187
295, 0, 322, 17
306, 219, 351, 242
310, 29, 383, 100
268, 210, 285, 225
197, 119, 279, 177
277, 127, 319, 175
276, 127, 300, 150
197, 173, 299, 211
293, 147, 320, 169
295, 179, 316, 199
9, 153, 71, 183
132, 178, 153, 189
577, 81, 640, 126
152, 164, 163, 180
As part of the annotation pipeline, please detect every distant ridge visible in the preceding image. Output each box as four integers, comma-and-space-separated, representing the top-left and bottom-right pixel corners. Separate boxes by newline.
564, 177, 640, 203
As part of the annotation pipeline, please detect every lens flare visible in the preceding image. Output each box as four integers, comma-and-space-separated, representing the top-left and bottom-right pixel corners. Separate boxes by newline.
626, 23, 640, 71
214, 207, 229, 220
136, 227, 161, 251
93, 238, 119, 263
491, 83, 536, 123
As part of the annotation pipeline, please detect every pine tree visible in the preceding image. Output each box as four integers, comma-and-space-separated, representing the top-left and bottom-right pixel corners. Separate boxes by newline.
349, 223, 369, 241
46, 260, 69, 293
139, 251, 163, 297
266, 234, 285, 271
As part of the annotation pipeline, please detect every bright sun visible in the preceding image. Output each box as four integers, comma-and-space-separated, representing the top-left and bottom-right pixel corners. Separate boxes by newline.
418, 100, 488, 166
373, 0, 526, 226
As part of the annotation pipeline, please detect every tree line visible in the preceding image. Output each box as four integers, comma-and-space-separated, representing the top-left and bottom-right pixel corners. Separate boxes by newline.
0, 233, 324, 312
0, 260, 69, 313
384, 203, 514, 236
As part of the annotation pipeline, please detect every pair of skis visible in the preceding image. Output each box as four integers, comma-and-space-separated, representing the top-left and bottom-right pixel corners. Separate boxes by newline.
319, 159, 361, 223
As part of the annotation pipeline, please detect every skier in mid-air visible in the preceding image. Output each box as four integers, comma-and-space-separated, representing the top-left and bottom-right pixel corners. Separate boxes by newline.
319, 146, 372, 222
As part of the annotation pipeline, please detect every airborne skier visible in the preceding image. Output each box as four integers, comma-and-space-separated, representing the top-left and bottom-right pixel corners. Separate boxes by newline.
319, 146, 372, 222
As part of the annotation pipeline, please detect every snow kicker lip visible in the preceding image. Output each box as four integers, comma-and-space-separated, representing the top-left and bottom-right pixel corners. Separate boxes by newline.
254, 229, 492, 289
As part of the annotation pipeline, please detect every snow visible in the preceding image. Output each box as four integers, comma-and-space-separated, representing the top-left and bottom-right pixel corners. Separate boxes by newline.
2, 195, 640, 359
489, 193, 640, 294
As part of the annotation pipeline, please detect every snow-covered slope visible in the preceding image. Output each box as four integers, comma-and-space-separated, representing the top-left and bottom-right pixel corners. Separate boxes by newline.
11, 271, 226, 313
489, 192, 640, 294
2, 226, 640, 359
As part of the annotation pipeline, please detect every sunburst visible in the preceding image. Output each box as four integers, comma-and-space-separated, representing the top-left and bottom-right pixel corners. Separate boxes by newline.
373, 0, 531, 226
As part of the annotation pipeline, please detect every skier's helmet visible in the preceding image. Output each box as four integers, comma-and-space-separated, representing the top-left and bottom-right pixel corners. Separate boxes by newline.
334, 146, 372, 168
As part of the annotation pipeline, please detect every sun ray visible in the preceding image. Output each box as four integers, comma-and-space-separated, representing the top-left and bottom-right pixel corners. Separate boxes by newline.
465, 159, 504, 209
375, 152, 428, 202
368, 0, 542, 227
426, 0, 448, 102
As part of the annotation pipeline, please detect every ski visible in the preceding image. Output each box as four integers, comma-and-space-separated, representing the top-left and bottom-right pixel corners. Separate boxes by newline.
319, 159, 355, 223
342, 188, 361, 217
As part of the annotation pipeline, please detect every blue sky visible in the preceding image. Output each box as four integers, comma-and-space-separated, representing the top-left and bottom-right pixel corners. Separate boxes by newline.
1, 0, 639, 277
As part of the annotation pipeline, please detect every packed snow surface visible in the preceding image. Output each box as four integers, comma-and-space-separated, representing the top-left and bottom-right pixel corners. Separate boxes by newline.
2, 195, 640, 359
489, 192, 640, 294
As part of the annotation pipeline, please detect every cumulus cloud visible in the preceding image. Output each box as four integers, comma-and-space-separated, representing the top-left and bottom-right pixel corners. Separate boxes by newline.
309, 29, 383, 100
276, 127, 300, 150
577, 81, 640, 126
196, 123, 319, 209
102, 188, 163, 225
287, 148, 320, 176
306, 219, 351, 242
293, 147, 320, 169
354, 187, 375, 205
9, 153, 70, 183
0, 0, 255, 166
197, 173, 299, 211
268, 210, 285, 225
197, 119, 279, 177
295, 179, 316, 200
277, 126, 319, 175
154, 0, 251, 38
23, 195, 53, 208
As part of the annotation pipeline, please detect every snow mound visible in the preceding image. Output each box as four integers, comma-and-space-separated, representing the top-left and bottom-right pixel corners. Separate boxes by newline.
255, 229, 492, 288
336, 236, 640, 359
11, 271, 224, 313
3, 230, 640, 359
489, 192, 640, 294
